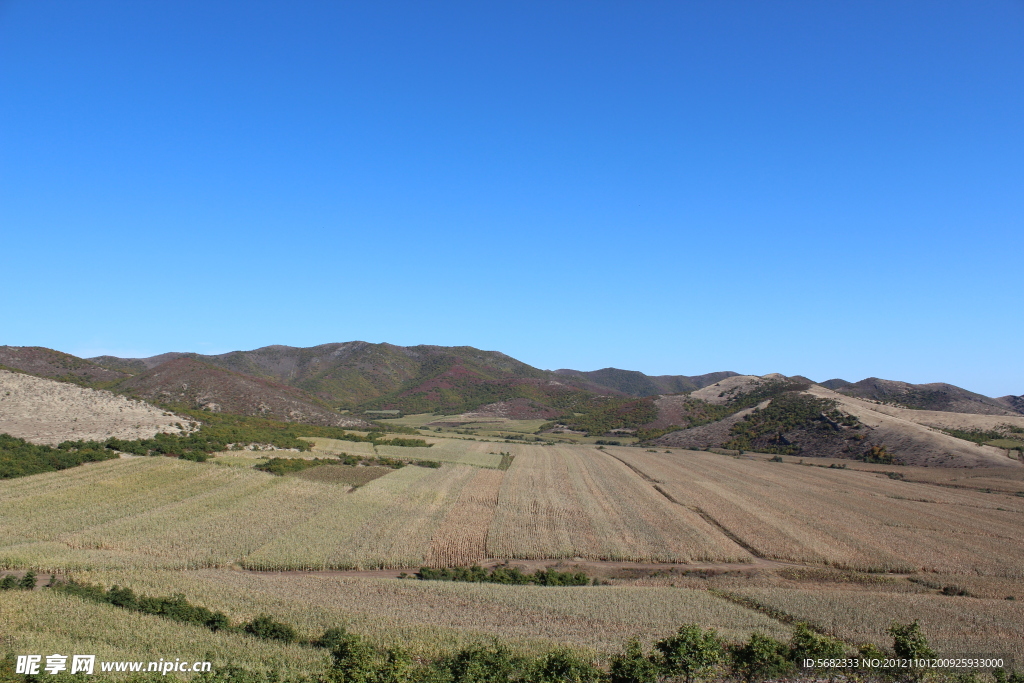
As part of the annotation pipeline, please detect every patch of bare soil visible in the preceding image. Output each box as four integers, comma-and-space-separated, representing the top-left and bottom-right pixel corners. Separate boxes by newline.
688, 374, 785, 405
0, 369, 193, 445
451, 398, 561, 421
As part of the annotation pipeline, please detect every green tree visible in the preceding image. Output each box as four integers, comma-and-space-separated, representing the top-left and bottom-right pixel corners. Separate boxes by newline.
887, 621, 936, 682
654, 624, 724, 683
243, 614, 298, 643
730, 633, 792, 683
789, 623, 845, 663
530, 648, 603, 683
0, 575, 17, 590
888, 621, 936, 660
609, 639, 658, 683
329, 631, 379, 683
18, 570, 36, 590
444, 643, 521, 683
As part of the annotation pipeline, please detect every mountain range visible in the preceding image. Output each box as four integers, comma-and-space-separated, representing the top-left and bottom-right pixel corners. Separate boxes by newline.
1, 342, 1022, 467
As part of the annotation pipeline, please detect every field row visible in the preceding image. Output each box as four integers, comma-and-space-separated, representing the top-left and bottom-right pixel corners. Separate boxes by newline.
612, 448, 1024, 576
3, 442, 1022, 575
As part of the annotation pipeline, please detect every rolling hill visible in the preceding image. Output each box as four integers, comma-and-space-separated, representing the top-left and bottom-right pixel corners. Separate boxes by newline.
820, 377, 1020, 415
553, 367, 739, 396
0, 346, 129, 385
116, 357, 369, 428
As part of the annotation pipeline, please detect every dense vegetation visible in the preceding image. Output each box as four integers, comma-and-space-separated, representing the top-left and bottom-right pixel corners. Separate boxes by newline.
555, 397, 659, 436
724, 393, 858, 455
256, 456, 440, 476
0, 434, 118, 479
0, 412, 430, 480
414, 565, 592, 586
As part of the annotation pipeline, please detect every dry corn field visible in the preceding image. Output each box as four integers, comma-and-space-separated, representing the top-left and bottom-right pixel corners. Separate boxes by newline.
5, 442, 1022, 574
487, 445, 749, 562
1, 590, 325, 676
610, 448, 1024, 576
71, 568, 791, 655
727, 586, 1024, 661
0, 457, 481, 570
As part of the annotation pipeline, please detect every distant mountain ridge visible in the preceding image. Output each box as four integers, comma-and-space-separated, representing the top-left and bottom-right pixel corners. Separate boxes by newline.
117, 357, 369, 428
554, 368, 739, 397
820, 376, 1019, 416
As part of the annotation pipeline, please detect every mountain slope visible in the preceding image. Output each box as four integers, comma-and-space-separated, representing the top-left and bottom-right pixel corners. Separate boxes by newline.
0, 346, 129, 385
93, 343, 615, 414
554, 368, 738, 397
117, 358, 369, 428
826, 377, 1020, 416
646, 376, 1023, 467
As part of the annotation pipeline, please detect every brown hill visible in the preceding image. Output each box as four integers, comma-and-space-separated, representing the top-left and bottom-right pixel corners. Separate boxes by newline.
825, 377, 1021, 416
117, 358, 369, 428
647, 376, 1024, 468
0, 369, 192, 445
93, 343, 617, 414
0, 346, 129, 385
553, 367, 738, 397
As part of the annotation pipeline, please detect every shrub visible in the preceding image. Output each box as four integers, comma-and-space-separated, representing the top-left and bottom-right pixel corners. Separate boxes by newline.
789, 623, 844, 662
729, 633, 792, 683
654, 623, 724, 683
18, 570, 36, 590
244, 614, 298, 643
609, 639, 659, 683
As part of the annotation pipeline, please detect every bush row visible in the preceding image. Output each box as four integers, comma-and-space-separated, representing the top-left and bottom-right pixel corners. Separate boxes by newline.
413, 565, 592, 586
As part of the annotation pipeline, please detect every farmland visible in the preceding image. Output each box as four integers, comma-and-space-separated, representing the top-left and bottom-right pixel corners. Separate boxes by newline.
610, 447, 1024, 576
4, 432, 1024, 675
3, 442, 1023, 575
64, 568, 792, 656
725, 587, 1024, 662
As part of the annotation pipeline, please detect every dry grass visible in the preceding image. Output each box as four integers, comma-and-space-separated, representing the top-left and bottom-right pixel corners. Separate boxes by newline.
426, 468, 504, 566
486, 445, 750, 562
729, 586, 1024, 661
374, 439, 505, 468
612, 448, 1024, 576
0, 590, 325, 677
293, 464, 392, 486
72, 568, 791, 655
0, 458, 476, 571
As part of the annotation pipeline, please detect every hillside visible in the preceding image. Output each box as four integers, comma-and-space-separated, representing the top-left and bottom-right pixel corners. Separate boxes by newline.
647, 375, 1024, 468
821, 377, 1022, 416
0, 369, 191, 445
91, 343, 619, 414
117, 358, 370, 428
553, 367, 738, 397
0, 346, 129, 385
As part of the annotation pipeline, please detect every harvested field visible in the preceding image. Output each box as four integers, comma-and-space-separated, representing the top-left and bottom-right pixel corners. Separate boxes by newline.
0, 369, 191, 445
486, 445, 750, 562
612, 448, 1024, 576
728, 586, 1024, 661
72, 568, 792, 655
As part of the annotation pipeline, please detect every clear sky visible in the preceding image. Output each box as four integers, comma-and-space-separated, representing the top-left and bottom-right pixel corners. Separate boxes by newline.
2, 1, 1022, 397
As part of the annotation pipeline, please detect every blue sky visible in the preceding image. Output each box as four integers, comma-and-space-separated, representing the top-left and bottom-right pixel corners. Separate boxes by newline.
2, 1, 1022, 396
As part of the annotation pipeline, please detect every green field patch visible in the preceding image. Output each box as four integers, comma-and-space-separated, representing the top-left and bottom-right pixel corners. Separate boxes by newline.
986, 438, 1024, 449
